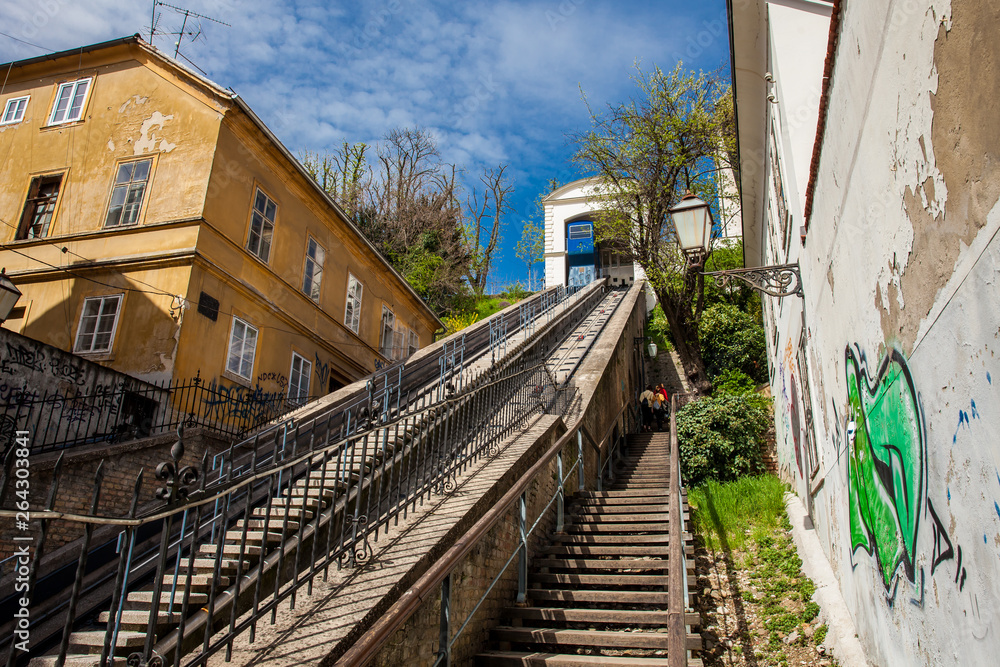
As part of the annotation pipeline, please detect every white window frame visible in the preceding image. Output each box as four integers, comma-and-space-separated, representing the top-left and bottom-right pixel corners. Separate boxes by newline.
288, 352, 312, 405
105, 158, 153, 228
226, 316, 259, 380
379, 305, 395, 358
392, 321, 406, 361
302, 236, 325, 301
344, 273, 363, 334
246, 188, 276, 262
408, 330, 419, 358
1, 95, 29, 125
74, 294, 123, 354
49, 78, 91, 125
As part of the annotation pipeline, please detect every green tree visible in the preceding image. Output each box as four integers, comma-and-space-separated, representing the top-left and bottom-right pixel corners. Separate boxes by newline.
573, 63, 732, 393
698, 302, 767, 383
676, 391, 771, 487
516, 219, 544, 290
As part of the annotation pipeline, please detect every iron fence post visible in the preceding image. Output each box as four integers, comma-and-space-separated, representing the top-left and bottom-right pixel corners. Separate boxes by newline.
577, 430, 584, 491
556, 451, 564, 533
437, 573, 451, 667
516, 491, 527, 604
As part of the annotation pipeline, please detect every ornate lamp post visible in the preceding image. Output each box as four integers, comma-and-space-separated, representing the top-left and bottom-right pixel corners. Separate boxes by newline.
668, 195, 803, 299
0, 269, 22, 323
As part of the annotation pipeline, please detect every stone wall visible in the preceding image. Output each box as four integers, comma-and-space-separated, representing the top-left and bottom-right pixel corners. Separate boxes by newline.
0, 427, 231, 566
0, 328, 161, 450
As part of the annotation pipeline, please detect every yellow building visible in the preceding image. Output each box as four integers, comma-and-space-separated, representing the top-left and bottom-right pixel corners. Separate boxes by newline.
0, 35, 441, 405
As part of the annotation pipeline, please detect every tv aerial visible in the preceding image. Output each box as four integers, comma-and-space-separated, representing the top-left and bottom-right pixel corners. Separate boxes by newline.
148, 1, 230, 62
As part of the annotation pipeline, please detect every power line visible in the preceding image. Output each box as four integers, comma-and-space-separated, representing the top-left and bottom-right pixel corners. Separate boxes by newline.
0, 217, 386, 352
0, 30, 54, 54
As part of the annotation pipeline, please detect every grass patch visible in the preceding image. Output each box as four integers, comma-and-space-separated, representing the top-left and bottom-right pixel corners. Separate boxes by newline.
687, 474, 786, 552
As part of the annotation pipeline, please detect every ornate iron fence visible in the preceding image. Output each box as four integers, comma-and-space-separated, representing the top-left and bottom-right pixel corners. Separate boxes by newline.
0, 371, 318, 455
0, 281, 618, 667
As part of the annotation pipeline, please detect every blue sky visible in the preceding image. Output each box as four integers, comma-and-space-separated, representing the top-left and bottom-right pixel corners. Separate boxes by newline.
0, 0, 731, 292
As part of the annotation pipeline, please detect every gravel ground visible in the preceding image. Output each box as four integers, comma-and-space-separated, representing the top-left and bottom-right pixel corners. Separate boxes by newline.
693, 530, 839, 667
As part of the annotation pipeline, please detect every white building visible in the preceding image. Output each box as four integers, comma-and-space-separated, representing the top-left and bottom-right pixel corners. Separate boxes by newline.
731, 0, 1000, 663
542, 175, 741, 290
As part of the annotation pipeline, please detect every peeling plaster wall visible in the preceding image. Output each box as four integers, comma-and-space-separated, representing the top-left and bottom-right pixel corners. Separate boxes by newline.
766, 0, 1000, 663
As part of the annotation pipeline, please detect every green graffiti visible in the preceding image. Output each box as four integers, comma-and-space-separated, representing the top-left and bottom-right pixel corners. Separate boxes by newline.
845, 345, 925, 593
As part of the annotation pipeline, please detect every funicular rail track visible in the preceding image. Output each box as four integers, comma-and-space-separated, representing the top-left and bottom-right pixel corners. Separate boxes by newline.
0, 281, 630, 667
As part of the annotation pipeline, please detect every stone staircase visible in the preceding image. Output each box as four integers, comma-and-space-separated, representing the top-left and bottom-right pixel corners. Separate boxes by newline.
475, 432, 702, 666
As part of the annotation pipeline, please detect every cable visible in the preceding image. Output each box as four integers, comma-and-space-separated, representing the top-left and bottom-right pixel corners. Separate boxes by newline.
0, 30, 54, 53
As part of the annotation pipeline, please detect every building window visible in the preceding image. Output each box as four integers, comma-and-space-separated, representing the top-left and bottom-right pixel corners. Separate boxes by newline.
392, 322, 407, 361
49, 78, 91, 125
302, 237, 325, 301
247, 188, 276, 262
379, 306, 395, 358
345, 273, 363, 334
288, 352, 311, 405
17, 174, 62, 239
1, 96, 29, 125
74, 294, 122, 353
105, 159, 152, 228
568, 223, 592, 239
408, 330, 419, 357
226, 317, 258, 380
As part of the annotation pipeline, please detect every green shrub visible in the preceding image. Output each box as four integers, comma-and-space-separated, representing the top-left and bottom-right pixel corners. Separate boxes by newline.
712, 368, 757, 394
699, 302, 767, 383
645, 304, 674, 353
501, 281, 531, 302
676, 392, 772, 487
442, 311, 479, 333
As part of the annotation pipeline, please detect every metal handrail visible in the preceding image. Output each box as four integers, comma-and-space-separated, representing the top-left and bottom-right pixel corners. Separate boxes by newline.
668, 393, 687, 667
334, 397, 636, 666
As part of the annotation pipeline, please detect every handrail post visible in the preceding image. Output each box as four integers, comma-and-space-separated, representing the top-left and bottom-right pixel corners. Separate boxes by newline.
556, 450, 564, 533
436, 573, 451, 667
576, 430, 584, 491
517, 491, 527, 603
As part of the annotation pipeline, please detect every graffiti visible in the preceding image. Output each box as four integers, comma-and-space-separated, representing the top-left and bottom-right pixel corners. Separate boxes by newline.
0, 382, 40, 407
0, 342, 87, 385
256, 372, 287, 389
846, 344, 925, 597
314, 353, 330, 388
201, 380, 284, 425
373, 358, 386, 371
845, 344, 970, 606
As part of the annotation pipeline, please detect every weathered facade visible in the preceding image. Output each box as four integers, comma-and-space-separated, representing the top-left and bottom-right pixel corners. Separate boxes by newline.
731, 0, 1000, 662
0, 36, 440, 409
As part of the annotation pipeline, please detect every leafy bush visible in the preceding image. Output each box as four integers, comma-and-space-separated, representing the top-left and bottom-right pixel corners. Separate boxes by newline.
501, 281, 531, 302
442, 311, 479, 333
645, 304, 674, 353
713, 368, 757, 394
676, 392, 772, 487
699, 302, 767, 383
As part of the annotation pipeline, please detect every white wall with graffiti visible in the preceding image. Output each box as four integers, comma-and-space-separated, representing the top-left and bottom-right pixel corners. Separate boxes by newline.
750, 0, 1000, 664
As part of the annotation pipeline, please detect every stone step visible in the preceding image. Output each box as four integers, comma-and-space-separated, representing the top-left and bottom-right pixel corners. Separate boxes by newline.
560, 523, 670, 533
159, 574, 230, 589
551, 533, 669, 545
98, 609, 181, 631
529, 573, 669, 586
492, 626, 700, 650
236, 518, 301, 532
200, 542, 263, 557
526, 589, 671, 605
504, 607, 700, 627
126, 590, 208, 609
475, 651, 680, 666
535, 558, 669, 571
66, 630, 146, 655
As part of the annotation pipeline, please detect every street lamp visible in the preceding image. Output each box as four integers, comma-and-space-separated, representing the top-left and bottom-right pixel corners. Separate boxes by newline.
0, 269, 22, 323
668, 192, 804, 299
669, 192, 713, 264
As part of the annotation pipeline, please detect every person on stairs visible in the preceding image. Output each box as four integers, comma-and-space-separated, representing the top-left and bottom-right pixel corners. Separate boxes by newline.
652, 389, 665, 431
640, 385, 656, 432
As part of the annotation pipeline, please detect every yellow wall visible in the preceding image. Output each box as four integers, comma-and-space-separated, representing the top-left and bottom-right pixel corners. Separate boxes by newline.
200, 112, 438, 378
0, 38, 439, 399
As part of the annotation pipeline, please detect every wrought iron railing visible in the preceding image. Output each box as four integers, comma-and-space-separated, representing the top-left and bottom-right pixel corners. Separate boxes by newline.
0, 280, 617, 667
0, 371, 319, 455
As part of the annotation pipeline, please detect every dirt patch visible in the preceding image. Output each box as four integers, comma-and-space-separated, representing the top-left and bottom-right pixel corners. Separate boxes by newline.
693, 528, 838, 667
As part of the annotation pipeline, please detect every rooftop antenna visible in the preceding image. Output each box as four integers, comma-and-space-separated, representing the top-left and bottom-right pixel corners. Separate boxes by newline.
153, 1, 230, 58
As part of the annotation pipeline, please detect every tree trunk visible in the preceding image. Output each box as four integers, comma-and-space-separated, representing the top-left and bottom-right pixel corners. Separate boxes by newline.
657, 288, 712, 395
